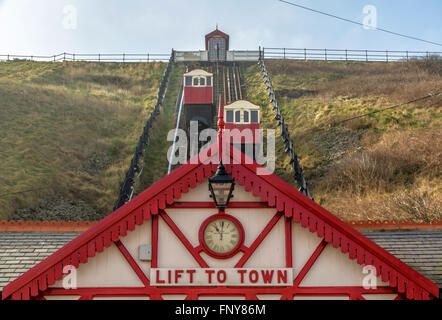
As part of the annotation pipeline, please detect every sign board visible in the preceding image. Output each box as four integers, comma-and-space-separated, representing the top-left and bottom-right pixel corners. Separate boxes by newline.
150, 268, 293, 287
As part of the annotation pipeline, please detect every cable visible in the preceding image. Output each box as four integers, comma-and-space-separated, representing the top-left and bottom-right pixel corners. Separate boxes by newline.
278, 0, 442, 47
327, 92, 441, 127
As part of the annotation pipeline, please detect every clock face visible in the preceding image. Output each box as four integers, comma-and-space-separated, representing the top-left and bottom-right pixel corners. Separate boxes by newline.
200, 214, 244, 258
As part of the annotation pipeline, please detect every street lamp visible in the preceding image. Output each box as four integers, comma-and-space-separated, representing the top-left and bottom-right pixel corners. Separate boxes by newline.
208, 161, 235, 211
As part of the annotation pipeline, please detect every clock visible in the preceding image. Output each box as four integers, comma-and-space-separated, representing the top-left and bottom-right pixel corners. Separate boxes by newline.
199, 214, 245, 259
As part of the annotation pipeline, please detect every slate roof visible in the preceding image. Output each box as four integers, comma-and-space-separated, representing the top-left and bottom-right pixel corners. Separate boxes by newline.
0, 230, 441, 292
0, 232, 80, 291
363, 230, 442, 289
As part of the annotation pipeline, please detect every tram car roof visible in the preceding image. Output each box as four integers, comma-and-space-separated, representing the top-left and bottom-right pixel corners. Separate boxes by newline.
224, 99, 260, 110
183, 69, 213, 77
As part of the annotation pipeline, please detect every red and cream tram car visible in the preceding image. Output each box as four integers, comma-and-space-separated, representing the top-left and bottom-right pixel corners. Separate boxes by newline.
224, 99, 261, 149
183, 69, 214, 130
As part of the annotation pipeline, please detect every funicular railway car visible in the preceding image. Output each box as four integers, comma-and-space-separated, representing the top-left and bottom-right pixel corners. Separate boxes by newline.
183, 69, 214, 132
223, 100, 261, 159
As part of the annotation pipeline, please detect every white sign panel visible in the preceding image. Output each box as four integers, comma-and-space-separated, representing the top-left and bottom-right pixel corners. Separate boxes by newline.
150, 268, 293, 286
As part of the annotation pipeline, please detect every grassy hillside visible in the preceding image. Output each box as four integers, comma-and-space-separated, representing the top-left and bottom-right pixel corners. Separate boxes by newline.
0, 60, 165, 220
1, 58, 440, 223
244, 58, 441, 222
135, 63, 186, 192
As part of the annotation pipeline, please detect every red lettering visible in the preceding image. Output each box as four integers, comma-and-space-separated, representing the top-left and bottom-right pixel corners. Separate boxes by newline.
156, 269, 165, 284
205, 269, 215, 284
249, 270, 259, 283
168, 270, 171, 283
237, 270, 247, 283
277, 270, 288, 283
175, 269, 183, 283
217, 270, 226, 283
261, 270, 274, 283
187, 270, 196, 283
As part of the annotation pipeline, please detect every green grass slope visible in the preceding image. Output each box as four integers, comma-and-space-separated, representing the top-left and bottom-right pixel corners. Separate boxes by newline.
0, 60, 165, 220
244, 58, 441, 222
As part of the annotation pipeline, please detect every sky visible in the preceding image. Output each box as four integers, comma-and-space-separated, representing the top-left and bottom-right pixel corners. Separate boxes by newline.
0, 0, 441, 55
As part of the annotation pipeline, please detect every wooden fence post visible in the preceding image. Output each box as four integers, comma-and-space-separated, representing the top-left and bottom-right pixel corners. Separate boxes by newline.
304, 48, 306, 61
283, 48, 286, 59
123, 53, 125, 63
345, 49, 348, 61
366, 50, 368, 62
386, 50, 389, 62
325, 48, 327, 61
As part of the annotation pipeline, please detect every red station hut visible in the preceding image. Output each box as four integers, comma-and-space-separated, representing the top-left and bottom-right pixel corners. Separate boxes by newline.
1, 100, 439, 301
205, 27, 229, 61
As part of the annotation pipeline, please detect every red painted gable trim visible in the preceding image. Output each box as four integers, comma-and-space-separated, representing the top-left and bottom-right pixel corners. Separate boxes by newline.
2, 143, 439, 300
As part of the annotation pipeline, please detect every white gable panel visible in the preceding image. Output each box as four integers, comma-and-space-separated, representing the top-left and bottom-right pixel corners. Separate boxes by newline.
299, 243, 390, 287
257, 294, 282, 300
243, 218, 285, 268
158, 217, 200, 268
200, 251, 244, 268
165, 209, 218, 247
44, 295, 81, 300
120, 222, 152, 275
362, 294, 398, 300
161, 294, 188, 300
292, 223, 323, 278
49, 243, 144, 288
199, 296, 245, 300
227, 209, 278, 248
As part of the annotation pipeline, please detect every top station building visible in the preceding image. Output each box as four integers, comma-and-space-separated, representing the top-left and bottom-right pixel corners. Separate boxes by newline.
205, 27, 230, 61
175, 27, 260, 62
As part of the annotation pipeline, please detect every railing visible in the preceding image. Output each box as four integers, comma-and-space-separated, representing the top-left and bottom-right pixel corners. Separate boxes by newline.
0, 53, 171, 62
262, 47, 442, 62
258, 58, 313, 199
3, 48, 440, 63
113, 50, 175, 210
